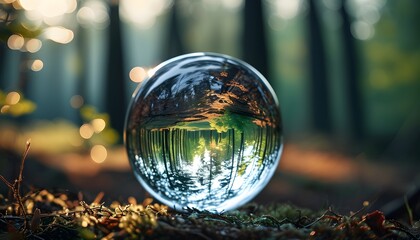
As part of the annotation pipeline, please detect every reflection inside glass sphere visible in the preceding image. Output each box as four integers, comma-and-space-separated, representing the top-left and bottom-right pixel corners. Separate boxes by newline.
125, 53, 283, 212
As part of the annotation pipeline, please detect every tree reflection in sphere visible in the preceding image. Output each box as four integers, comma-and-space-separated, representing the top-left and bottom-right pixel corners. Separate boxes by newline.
125, 53, 283, 212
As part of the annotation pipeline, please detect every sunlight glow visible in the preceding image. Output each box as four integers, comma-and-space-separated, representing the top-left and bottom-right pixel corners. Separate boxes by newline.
18, 0, 77, 17
221, 0, 243, 10
76, 0, 109, 29
271, 0, 303, 20
18, 0, 36, 11
120, 0, 172, 28
147, 68, 157, 77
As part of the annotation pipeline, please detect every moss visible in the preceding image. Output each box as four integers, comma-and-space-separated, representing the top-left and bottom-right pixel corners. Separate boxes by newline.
0, 141, 418, 239
0, 190, 419, 239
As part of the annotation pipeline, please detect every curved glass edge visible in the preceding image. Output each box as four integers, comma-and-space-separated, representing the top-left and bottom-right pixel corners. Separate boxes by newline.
123, 52, 284, 212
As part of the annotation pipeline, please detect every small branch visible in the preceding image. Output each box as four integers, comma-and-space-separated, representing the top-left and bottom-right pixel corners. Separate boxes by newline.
17, 139, 31, 190
1, 140, 32, 231
404, 195, 414, 226
303, 208, 342, 228
14, 140, 31, 231
388, 226, 418, 240
0, 175, 13, 189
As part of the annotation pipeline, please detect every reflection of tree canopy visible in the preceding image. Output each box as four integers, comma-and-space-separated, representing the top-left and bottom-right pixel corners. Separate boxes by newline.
127, 122, 282, 209
126, 56, 281, 131
209, 110, 255, 133
126, 55, 283, 209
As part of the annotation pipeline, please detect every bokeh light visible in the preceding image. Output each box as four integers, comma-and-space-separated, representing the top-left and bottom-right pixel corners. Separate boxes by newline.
129, 67, 147, 83
5, 92, 21, 105
76, 0, 109, 29
30, 59, 44, 71
120, 0, 172, 28
7, 35, 25, 50
91, 118, 106, 133
351, 20, 375, 40
18, 0, 77, 19
90, 144, 107, 163
43, 26, 74, 44
25, 38, 43, 53
346, 0, 386, 40
79, 123, 94, 139
70, 95, 84, 109
0, 105, 10, 114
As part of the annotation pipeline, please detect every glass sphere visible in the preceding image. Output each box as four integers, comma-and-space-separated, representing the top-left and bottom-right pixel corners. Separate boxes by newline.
125, 53, 283, 212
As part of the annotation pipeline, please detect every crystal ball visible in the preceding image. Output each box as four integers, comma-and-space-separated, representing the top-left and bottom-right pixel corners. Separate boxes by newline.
125, 53, 283, 212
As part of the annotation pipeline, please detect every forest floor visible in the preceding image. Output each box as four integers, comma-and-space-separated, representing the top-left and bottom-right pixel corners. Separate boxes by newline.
0, 140, 419, 239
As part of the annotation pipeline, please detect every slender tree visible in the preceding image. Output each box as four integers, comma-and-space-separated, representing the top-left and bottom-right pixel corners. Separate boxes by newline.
339, 0, 363, 139
105, 2, 126, 137
164, 1, 185, 59
308, 0, 332, 133
242, 0, 268, 78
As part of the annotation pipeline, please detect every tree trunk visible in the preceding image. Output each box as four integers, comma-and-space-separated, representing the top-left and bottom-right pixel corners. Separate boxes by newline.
308, 0, 332, 133
164, 1, 184, 59
242, 0, 268, 78
106, 3, 126, 137
340, 1, 363, 139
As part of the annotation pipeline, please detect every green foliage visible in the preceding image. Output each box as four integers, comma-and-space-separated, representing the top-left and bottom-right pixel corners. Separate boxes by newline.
209, 110, 255, 133
79, 105, 119, 146
0, 2, 43, 42
0, 90, 36, 116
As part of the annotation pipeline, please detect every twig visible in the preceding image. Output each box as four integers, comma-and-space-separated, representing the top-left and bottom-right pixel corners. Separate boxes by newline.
0, 140, 31, 231
388, 226, 418, 240
258, 215, 283, 228
0, 175, 13, 189
15, 140, 31, 230
303, 208, 342, 228
17, 140, 31, 194
404, 195, 414, 226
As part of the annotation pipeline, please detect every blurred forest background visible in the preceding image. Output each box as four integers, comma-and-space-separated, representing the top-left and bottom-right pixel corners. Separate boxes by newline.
0, 0, 419, 215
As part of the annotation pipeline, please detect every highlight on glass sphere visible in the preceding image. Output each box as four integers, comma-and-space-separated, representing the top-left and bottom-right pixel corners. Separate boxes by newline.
125, 52, 283, 212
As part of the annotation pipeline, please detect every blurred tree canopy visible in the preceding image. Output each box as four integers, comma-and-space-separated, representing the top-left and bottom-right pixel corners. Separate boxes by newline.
0, 0, 419, 160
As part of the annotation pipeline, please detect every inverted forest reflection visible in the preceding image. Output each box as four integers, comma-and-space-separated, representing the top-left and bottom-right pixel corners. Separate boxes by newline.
1, 0, 419, 217
126, 54, 282, 211
129, 124, 280, 211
